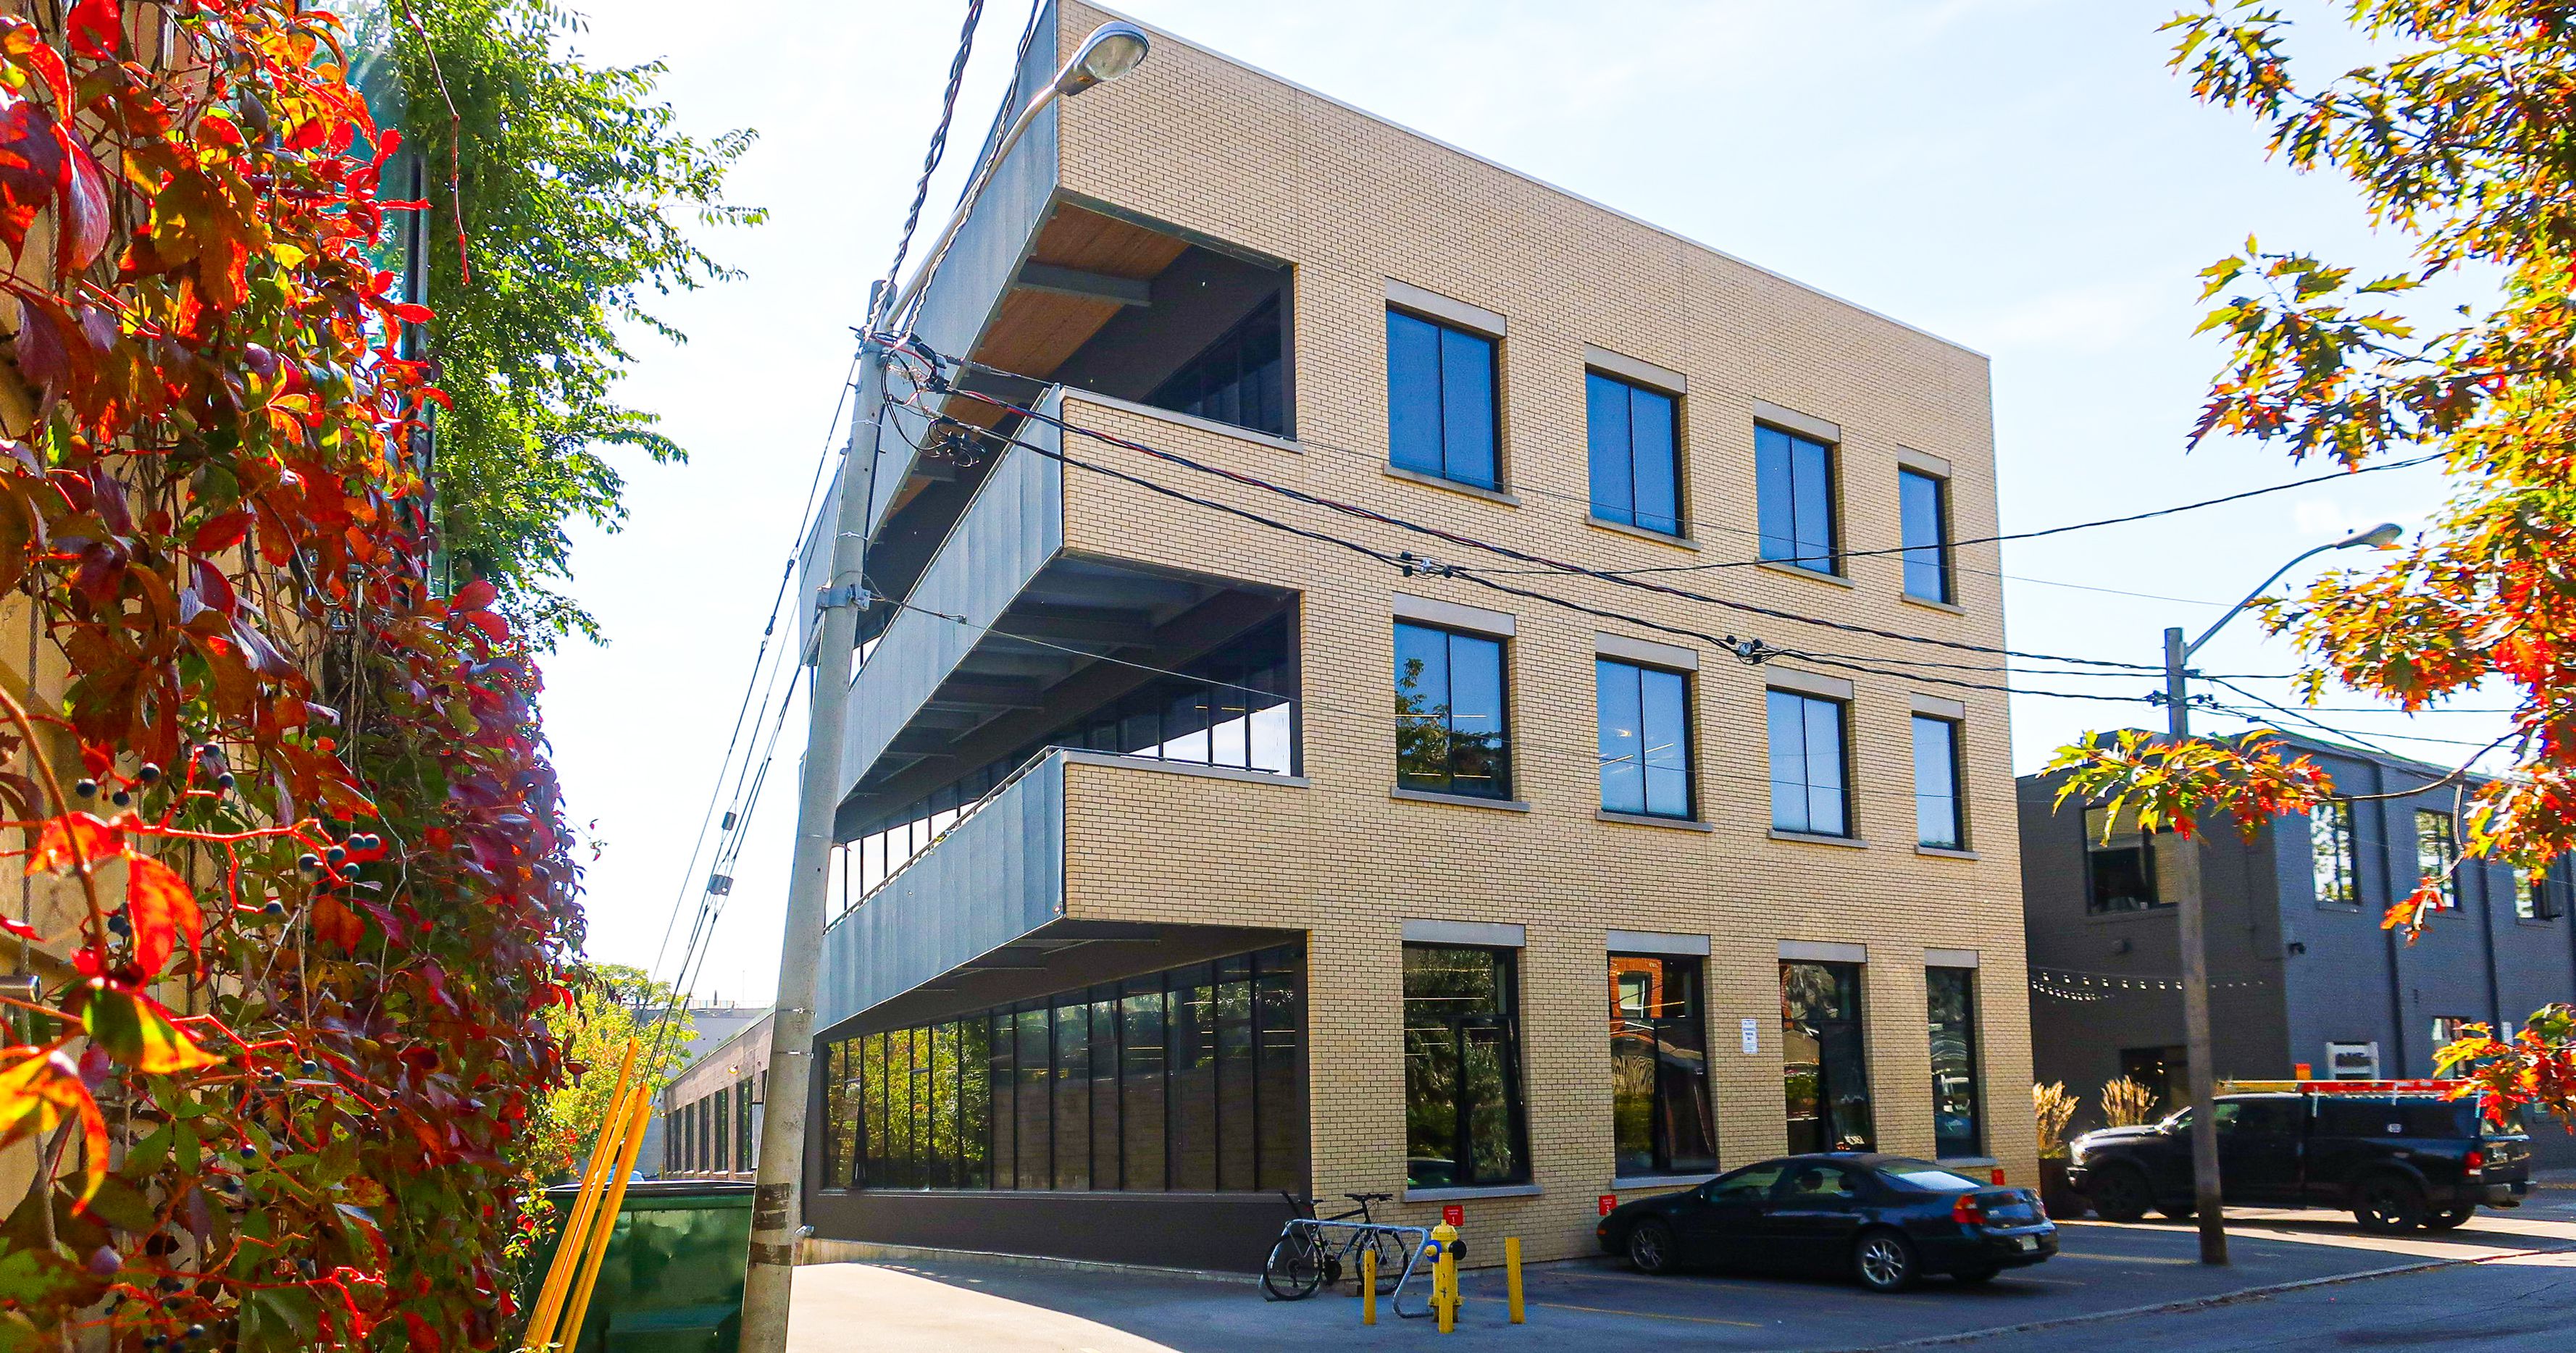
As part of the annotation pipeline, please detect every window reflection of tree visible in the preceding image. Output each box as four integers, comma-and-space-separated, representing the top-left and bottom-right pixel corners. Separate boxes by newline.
1404, 947, 1526, 1187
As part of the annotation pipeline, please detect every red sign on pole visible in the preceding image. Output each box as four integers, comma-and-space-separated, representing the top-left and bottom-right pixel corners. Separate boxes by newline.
1442, 1204, 1464, 1228
1598, 1194, 1616, 1218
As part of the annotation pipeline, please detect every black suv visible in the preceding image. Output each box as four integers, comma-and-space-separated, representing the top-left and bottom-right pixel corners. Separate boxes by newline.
2067, 1092, 2530, 1233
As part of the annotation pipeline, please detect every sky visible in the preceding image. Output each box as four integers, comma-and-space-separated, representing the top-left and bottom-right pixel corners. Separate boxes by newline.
532, 0, 2507, 1005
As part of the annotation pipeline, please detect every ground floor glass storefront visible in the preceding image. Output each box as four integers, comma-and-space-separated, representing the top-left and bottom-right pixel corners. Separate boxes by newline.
823, 944, 1308, 1192
1782, 959, 1875, 1154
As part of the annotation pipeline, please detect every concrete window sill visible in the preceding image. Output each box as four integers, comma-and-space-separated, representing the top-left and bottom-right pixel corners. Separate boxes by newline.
1585, 515, 1699, 550
1915, 844, 1980, 860
1404, 1184, 1542, 1202
1768, 829, 1868, 850
1392, 787, 1531, 812
1597, 809, 1714, 832
1900, 592, 1967, 616
1756, 559, 1854, 588
1383, 464, 1521, 507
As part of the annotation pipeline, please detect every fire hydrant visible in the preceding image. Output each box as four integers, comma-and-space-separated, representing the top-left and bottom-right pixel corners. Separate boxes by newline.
1429, 1221, 1460, 1332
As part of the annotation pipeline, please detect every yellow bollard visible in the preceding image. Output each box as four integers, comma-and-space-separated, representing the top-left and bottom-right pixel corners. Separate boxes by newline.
1362, 1245, 1377, 1325
1505, 1236, 1523, 1325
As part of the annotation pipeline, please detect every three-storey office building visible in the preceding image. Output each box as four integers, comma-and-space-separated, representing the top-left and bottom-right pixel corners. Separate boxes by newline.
800, 1, 2034, 1270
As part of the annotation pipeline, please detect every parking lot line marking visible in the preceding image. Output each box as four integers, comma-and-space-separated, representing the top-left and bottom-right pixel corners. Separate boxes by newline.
1530, 1301, 1762, 1328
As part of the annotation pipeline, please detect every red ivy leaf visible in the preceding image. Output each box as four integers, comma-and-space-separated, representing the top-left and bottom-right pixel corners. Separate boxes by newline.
189, 510, 253, 553
65, 0, 120, 59
53, 126, 107, 272
451, 577, 497, 612
26, 812, 121, 874
122, 852, 201, 975
78, 981, 219, 1074
0, 1044, 110, 1204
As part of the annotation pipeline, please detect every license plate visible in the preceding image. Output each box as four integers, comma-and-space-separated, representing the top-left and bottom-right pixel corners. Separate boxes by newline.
2017, 1236, 2039, 1252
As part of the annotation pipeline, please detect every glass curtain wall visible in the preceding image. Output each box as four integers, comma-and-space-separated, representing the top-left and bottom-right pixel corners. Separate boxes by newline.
1609, 955, 1718, 1178
827, 944, 1305, 1193
1781, 960, 1873, 1154
1402, 945, 1530, 1188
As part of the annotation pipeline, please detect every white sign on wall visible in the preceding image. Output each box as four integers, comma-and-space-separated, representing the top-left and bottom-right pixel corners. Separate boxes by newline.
1740, 1018, 1760, 1055
2325, 1041, 2380, 1080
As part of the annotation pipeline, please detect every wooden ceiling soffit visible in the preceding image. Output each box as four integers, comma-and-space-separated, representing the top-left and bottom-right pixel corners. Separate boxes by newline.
972, 202, 1189, 383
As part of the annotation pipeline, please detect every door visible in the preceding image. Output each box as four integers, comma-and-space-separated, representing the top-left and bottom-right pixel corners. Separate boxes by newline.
2217, 1099, 2304, 1205
1762, 1163, 1868, 1273
1679, 1163, 1783, 1266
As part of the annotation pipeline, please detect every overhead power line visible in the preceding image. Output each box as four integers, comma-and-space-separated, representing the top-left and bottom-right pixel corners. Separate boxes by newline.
873, 0, 987, 317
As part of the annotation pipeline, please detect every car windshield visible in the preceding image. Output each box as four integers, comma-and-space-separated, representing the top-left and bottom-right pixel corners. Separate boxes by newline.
1879, 1164, 1983, 1191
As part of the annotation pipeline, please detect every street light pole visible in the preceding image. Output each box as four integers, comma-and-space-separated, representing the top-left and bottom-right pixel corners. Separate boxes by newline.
734, 24, 1151, 1352
2157, 521, 2401, 1268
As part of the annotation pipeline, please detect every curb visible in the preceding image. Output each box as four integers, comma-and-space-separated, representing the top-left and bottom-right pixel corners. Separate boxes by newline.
1840, 1240, 2576, 1352
797, 1236, 1250, 1286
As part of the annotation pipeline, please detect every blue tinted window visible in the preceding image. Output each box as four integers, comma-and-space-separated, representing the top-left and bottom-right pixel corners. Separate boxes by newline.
1912, 714, 1962, 849
1587, 372, 1681, 535
1768, 689, 1847, 836
1899, 469, 1952, 602
1756, 425, 1837, 572
1387, 309, 1499, 489
1597, 658, 1691, 818
1396, 621, 1510, 797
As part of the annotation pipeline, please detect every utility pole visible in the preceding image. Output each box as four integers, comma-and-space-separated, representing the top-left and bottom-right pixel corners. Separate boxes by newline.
2163, 626, 2228, 1266
737, 306, 885, 1352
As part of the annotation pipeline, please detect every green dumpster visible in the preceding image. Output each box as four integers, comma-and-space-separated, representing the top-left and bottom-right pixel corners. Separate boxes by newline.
522, 1180, 754, 1353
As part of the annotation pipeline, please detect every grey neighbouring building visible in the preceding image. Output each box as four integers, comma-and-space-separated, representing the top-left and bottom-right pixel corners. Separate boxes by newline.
2020, 732, 2576, 1160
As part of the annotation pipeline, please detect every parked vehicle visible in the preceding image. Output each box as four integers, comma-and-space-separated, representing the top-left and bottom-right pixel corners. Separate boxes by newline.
1594, 1154, 2057, 1292
2065, 1086, 2530, 1233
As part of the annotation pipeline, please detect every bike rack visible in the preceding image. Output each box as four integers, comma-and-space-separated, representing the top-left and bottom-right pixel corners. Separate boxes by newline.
1279, 1219, 1437, 1318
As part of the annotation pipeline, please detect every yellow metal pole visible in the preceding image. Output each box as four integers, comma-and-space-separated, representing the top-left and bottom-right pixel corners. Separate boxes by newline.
1361, 1246, 1376, 1325
555, 1089, 654, 1353
1505, 1237, 1523, 1325
523, 1042, 639, 1352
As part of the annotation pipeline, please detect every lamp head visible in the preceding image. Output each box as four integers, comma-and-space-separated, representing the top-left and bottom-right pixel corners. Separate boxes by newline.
2335, 521, 2405, 550
1056, 22, 1151, 96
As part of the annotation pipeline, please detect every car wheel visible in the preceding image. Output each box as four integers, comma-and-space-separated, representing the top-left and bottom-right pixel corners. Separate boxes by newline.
2354, 1176, 2429, 1234
2089, 1165, 2153, 1223
1954, 1265, 2001, 1284
2425, 1205, 2475, 1232
1626, 1218, 1678, 1275
1853, 1228, 1920, 1293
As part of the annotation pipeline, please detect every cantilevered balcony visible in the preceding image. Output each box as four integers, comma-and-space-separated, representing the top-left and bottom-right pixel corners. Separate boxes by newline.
815, 747, 1308, 1034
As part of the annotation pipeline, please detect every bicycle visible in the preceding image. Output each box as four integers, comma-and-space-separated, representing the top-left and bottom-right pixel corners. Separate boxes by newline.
1261, 1191, 1407, 1301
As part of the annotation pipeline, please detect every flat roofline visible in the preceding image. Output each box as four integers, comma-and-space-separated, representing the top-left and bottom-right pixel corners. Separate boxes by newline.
1077, 1, 1989, 361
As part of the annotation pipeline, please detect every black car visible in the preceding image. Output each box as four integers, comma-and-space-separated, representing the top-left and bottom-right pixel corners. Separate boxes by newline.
2067, 1091, 2531, 1233
1594, 1154, 2057, 1292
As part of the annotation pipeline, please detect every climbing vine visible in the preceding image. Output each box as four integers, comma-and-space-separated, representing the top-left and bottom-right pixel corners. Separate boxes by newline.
0, 1, 580, 1347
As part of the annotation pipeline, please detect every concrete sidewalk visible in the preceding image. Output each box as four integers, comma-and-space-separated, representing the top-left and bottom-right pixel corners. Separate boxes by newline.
783, 1201, 2576, 1352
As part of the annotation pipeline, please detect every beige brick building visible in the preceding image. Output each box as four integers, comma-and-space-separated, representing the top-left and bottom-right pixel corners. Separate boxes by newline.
800, 0, 2033, 1273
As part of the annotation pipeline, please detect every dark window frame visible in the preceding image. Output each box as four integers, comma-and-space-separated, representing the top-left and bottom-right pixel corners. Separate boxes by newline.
1755, 423, 1841, 575
2415, 808, 2462, 910
1781, 960, 1874, 1154
1403, 944, 1532, 1189
1767, 688, 1851, 837
1386, 306, 1502, 490
1585, 369, 1684, 537
1596, 657, 1694, 820
1911, 713, 1964, 850
1395, 621, 1513, 800
1897, 466, 1954, 603
1926, 966, 1982, 1159
1608, 953, 1718, 1179
2083, 804, 2175, 914
2312, 799, 2360, 909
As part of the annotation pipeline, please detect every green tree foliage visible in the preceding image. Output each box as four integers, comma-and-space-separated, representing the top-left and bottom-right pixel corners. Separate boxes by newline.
2059, 0, 2576, 1119
527, 964, 695, 1183
382, 0, 762, 640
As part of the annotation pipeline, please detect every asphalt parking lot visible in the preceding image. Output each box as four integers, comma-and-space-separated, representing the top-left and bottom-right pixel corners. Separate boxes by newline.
785, 1195, 2576, 1352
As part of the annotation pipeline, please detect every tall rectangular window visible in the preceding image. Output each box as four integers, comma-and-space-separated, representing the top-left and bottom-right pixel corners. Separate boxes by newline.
1767, 690, 1848, 837
1781, 960, 1873, 1153
1609, 955, 1717, 1179
1898, 468, 1953, 603
1119, 979, 1167, 1191
2416, 808, 2462, 910
1597, 659, 1691, 818
1403, 946, 1529, 1189
2312, 800, 2359, 907
1168, 969, 1218, 1190
2085, 805, 2179, 913
713, 1086, 730, 1173
2517, 863, 2567, 921
1387, 309, 1499, 489
1586, 371, 1681, 535
1926, 968, 1981, 1159
1395, 622, 1510, 798
1755, 424, 1837, 574
1912, 715, 1963, 849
